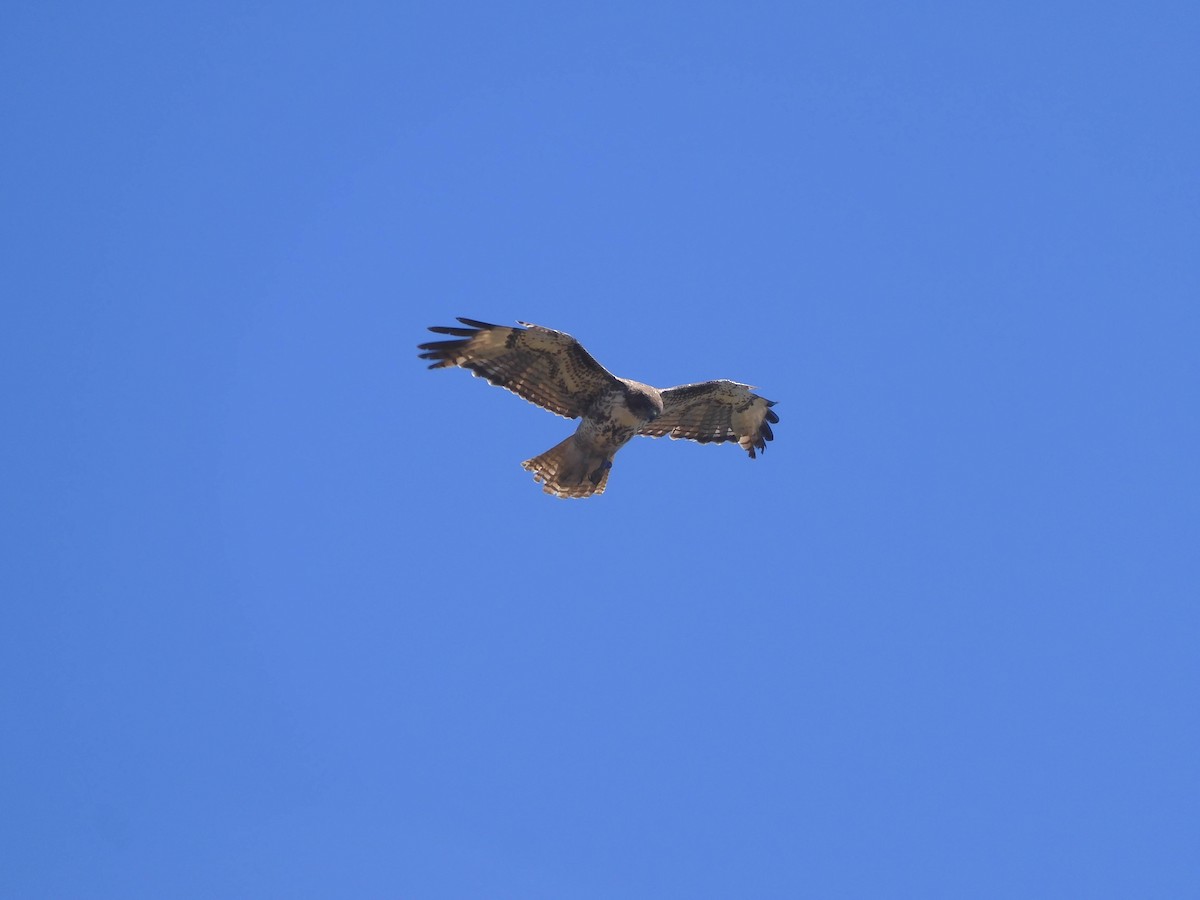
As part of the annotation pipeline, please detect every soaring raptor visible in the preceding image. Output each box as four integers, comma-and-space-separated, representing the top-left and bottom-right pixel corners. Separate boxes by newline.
418, 318, 779, 498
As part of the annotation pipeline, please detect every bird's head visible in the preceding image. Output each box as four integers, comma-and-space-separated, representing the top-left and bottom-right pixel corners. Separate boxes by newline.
627, 386, 663, 422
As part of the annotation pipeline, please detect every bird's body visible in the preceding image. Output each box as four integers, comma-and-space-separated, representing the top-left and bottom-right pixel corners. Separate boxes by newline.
418, 318, 778, 498
520, 378, 663, 497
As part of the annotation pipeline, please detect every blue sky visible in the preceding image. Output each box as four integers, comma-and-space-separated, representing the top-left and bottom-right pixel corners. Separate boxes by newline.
3, 2, 1198, 896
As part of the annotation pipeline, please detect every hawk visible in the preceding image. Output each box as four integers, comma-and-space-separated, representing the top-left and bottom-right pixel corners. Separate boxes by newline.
418, 317, 779, 498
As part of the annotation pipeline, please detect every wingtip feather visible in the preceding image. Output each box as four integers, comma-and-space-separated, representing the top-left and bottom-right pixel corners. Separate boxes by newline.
455, 316, 499, 329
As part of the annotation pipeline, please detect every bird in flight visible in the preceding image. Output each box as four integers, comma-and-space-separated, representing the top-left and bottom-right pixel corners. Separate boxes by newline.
418, 318, 779, 498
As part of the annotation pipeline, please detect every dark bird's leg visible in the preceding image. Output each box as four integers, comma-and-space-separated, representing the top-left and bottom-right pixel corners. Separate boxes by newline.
588, 458, 613, 486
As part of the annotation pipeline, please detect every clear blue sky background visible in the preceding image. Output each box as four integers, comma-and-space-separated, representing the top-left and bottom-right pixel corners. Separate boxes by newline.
3, 2, 1198, 897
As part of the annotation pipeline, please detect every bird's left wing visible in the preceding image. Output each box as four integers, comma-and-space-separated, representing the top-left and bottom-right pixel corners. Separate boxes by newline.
639, 380, 779, 458
418, 317, 621, 418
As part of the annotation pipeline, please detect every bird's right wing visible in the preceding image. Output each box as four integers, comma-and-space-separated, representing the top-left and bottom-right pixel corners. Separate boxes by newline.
418, 318, 621, 418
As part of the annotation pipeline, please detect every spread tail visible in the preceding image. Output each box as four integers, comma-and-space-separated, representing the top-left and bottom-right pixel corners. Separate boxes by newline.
521, 435, 612, 499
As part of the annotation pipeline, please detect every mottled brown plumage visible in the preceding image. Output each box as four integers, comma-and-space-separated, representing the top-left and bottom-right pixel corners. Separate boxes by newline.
418, 318, 778, 498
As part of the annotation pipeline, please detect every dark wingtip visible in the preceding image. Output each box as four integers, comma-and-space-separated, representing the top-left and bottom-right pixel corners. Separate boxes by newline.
428, 324, 478, 337
417, 338, 469, 351
418, 334, 472, 369
455, 316, 499, 329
